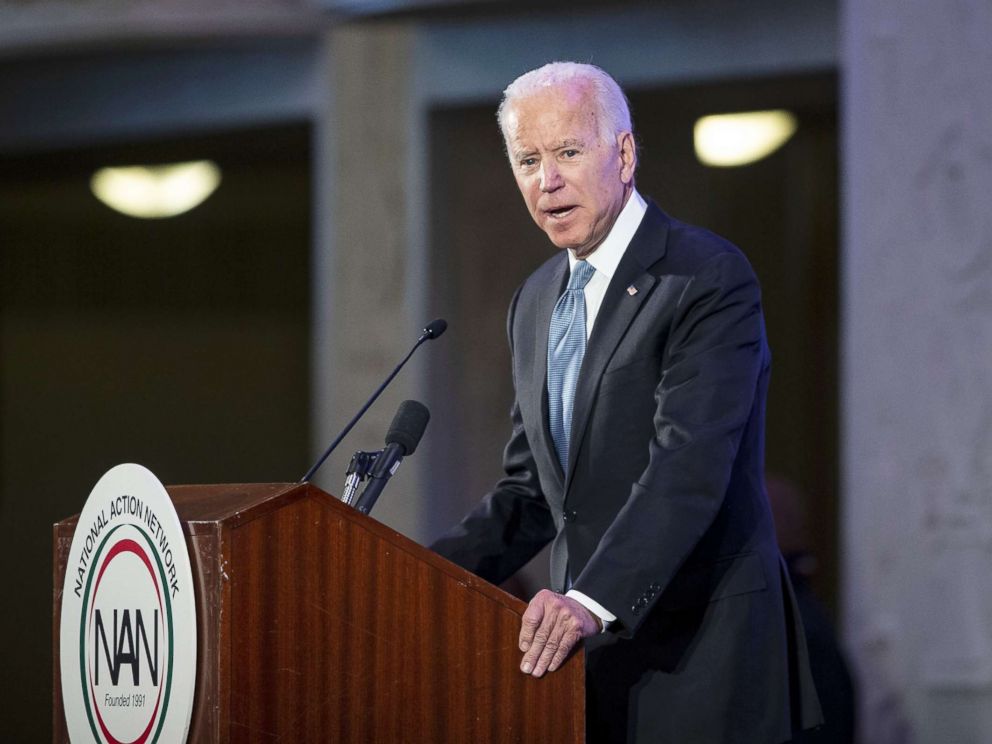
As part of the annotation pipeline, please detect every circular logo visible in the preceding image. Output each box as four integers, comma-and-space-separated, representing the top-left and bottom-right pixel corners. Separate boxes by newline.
60, 465, 196, 744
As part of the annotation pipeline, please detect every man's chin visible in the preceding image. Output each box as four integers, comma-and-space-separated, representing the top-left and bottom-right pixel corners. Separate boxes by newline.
544, 229, 586, 253
548, 237, 599, 259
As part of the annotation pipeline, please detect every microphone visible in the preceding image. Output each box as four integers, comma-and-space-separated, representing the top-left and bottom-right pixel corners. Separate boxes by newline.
422, 318, 447, 340
300, 319, 447, 483
354, 400, 430, 515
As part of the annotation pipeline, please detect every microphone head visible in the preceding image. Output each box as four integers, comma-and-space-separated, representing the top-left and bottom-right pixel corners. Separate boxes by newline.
385, 400, 430, 455
423, 318, 448, 340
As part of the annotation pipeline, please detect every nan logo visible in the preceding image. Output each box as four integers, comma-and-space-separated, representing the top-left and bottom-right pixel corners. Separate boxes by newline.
60, 464, 196, 744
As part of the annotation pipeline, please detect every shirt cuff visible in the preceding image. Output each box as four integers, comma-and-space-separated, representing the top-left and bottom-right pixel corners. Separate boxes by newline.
565, 589, 617, 633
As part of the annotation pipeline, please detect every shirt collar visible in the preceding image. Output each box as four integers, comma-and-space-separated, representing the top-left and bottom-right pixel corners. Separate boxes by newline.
567, 188, 648, 279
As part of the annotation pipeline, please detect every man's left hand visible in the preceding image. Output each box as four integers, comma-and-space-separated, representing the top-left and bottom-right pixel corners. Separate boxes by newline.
518, 589, 600, 677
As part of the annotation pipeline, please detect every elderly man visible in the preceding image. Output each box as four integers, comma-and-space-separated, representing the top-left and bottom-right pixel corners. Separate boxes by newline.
432, 62, 822, 743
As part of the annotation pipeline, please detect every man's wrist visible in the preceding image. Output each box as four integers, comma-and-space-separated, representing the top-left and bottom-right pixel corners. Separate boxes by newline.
565, 589, 617, 633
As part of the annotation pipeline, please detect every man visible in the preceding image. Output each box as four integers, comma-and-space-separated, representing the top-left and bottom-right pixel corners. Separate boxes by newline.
431, 62, 822, 743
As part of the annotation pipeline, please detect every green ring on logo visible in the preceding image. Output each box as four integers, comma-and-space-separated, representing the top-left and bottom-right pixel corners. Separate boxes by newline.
78, 521, 176, 744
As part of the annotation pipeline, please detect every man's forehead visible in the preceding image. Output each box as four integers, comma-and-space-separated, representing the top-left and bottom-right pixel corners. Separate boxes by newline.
505, 87, 598, 143
509, 81, 593, 119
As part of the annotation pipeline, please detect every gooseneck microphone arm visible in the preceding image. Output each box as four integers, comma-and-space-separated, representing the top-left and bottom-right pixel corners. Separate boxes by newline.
300, 319, 447, 483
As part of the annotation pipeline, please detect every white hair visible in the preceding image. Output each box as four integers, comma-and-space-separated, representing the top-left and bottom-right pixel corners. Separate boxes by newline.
497, 61, 634, 146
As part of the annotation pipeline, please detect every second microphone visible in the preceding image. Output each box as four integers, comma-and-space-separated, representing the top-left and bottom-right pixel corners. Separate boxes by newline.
353, 400, 430, 516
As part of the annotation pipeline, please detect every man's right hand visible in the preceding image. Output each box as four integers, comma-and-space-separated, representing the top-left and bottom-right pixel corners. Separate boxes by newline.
518, 589, 599, 678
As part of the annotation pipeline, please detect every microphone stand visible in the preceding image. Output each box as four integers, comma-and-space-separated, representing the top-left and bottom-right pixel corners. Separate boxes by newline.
300, 324, 441, 483
341, 450, 379, 506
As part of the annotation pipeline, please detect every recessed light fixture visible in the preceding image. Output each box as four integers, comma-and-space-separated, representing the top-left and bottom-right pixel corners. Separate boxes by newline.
90, 160, 222, 219
694, 110, 798, 167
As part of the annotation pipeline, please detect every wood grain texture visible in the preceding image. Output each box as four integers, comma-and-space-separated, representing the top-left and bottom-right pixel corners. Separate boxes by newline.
53, 483, 584, 743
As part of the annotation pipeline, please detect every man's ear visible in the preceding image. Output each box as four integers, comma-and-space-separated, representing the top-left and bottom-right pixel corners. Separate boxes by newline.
618, 131, 637, 184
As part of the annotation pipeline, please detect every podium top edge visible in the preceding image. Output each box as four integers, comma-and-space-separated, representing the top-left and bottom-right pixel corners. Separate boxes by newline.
166, 481, 302, 527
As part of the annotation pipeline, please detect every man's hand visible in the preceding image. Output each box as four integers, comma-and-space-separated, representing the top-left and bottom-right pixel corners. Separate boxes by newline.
518, 589, 600, 677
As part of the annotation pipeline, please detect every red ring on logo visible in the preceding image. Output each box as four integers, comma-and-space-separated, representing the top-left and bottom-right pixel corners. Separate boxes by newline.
87, 537, 166, 744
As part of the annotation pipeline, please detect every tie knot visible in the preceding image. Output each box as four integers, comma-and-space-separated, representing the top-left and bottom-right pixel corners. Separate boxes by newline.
567, 260, 596, 291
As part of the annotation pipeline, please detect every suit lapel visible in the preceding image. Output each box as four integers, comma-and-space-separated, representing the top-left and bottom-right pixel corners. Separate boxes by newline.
565, 204, 670, 483
532, 255, 570, 485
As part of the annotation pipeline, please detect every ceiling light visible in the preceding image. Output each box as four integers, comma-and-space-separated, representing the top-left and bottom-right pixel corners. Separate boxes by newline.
90, 160, 222, 219
694, 110, 798, 167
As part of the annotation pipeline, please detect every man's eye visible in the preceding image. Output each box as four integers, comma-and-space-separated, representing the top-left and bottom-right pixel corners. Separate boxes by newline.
520, 157, 537, 167
562, 149, 579, 158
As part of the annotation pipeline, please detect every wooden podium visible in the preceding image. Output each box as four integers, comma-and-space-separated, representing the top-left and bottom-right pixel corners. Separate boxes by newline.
52, 482, 584, 742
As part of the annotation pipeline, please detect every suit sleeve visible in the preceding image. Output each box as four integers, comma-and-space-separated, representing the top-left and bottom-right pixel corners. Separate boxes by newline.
429, 285, 557, 586
571, 249, 768, 637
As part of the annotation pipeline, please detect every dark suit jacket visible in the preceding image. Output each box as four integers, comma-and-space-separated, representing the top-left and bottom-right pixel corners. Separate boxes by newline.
432, 202, 822, 743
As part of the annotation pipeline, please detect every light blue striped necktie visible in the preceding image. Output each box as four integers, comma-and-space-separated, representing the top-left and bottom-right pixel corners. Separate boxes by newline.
547, 259, 596, 470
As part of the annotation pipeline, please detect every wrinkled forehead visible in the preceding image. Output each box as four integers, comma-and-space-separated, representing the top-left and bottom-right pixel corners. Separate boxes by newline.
503, 81, 600, 146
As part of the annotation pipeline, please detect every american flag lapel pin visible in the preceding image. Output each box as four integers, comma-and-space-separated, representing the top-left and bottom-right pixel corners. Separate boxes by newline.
627, 285, 638, 296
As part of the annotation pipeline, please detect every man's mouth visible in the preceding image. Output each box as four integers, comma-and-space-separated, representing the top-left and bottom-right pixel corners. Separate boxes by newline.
545, 205, 576, 220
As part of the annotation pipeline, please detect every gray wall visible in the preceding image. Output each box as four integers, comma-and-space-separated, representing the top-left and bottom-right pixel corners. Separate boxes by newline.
841, 1, 992, 741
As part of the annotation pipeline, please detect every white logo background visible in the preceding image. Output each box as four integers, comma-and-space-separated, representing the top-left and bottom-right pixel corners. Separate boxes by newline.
60, 464, 197, 744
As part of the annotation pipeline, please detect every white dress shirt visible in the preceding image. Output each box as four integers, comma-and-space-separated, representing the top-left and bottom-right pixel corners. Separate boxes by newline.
566, 188, 648, 339
563, 188, 648, 630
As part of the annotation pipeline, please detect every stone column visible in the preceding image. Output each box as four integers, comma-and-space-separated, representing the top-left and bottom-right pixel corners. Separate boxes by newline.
841, 1, 992, 741
311, 22, 427, 538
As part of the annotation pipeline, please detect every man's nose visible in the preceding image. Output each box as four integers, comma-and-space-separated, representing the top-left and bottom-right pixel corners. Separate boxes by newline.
539, 162, 563, 192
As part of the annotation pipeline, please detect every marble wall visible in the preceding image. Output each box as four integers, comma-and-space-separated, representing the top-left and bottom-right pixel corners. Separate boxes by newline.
841, 1, 992, 741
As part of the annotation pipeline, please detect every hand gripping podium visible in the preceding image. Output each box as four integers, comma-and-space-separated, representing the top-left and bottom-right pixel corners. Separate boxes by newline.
52, 482, 584, 742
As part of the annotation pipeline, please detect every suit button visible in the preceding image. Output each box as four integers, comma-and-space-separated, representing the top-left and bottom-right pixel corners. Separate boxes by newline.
649, 583, 661, 592
635, 597, 648, 608
631, 605, 641, 616
563, 509, 577, 522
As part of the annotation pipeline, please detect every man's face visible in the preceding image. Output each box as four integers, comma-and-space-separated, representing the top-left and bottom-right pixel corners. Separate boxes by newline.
503, 82, 636, 259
